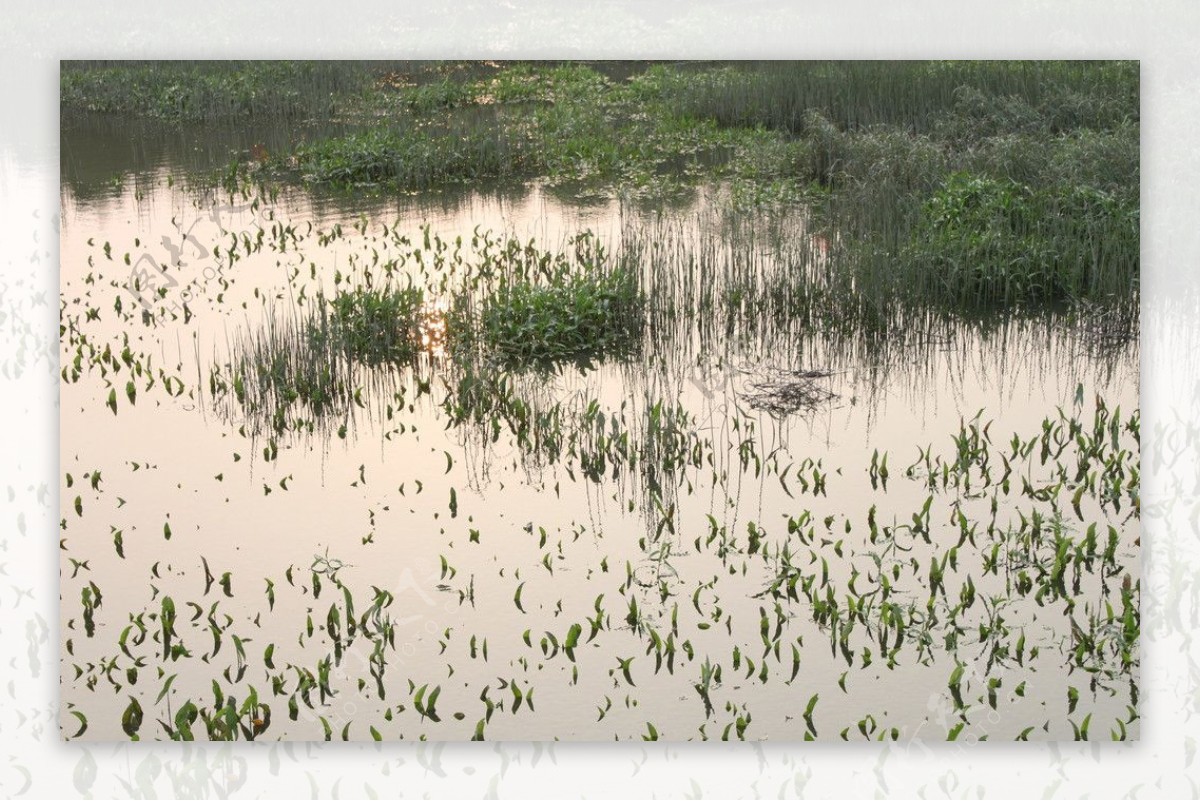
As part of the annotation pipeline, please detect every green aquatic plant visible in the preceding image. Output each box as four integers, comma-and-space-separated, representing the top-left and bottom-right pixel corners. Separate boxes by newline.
212, 59, 1141, 312
211, 303, 359, 437
57, 61, 1143, 742
235, 310, 347, 409
655, 60, 1137, 137
213, 284, 436, 434
289, 122, 535, 188
62, 378, 1138, 742
60, 60, 377, 120
900, 172, 1139, 306
477, 268, 644, 366
399, 77, 478, 112
327, 285, 426, 366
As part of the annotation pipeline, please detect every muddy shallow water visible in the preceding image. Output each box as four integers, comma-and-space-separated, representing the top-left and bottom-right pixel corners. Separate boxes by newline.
59, 129, 1139, 741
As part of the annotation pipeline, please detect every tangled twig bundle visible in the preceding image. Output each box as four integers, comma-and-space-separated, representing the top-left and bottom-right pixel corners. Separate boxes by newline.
741, 368, 839, 416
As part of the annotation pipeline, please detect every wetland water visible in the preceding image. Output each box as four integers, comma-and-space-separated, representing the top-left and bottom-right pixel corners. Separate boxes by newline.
60, 86, 1139, 742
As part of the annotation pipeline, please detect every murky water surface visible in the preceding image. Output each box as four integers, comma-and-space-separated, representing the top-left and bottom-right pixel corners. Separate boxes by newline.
60, 121, 1139, 741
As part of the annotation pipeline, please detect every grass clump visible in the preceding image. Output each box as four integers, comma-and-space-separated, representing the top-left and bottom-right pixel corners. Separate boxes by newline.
657, 61, 1137, 137
217, 286, 429, 434
477, 269, 643, 366
61, 61, 375, 120
290, 124, 534, 188
398, 78, 479, 112
480, 63, 611, 105
280, 64, 799, 196
900, 173, 1138, 306
327, 286, 426, 365
217, 306, 354, 435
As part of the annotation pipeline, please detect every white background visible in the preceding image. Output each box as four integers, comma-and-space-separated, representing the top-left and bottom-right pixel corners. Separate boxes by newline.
2, 2, 1198, 797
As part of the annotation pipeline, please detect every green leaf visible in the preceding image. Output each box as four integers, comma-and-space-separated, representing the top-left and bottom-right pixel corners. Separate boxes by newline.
803, 693, 819, 737
68, 710, 88, 738
121, 698, 143, 740
618, 656, 635, 686
564, 622, 582, 661
155, 674, 177, 705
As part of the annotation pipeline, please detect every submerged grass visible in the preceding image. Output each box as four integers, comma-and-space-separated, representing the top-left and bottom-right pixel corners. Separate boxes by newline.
218, 304, 354, 435
213, 232, 646, 433
195, 205, 1136, 440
